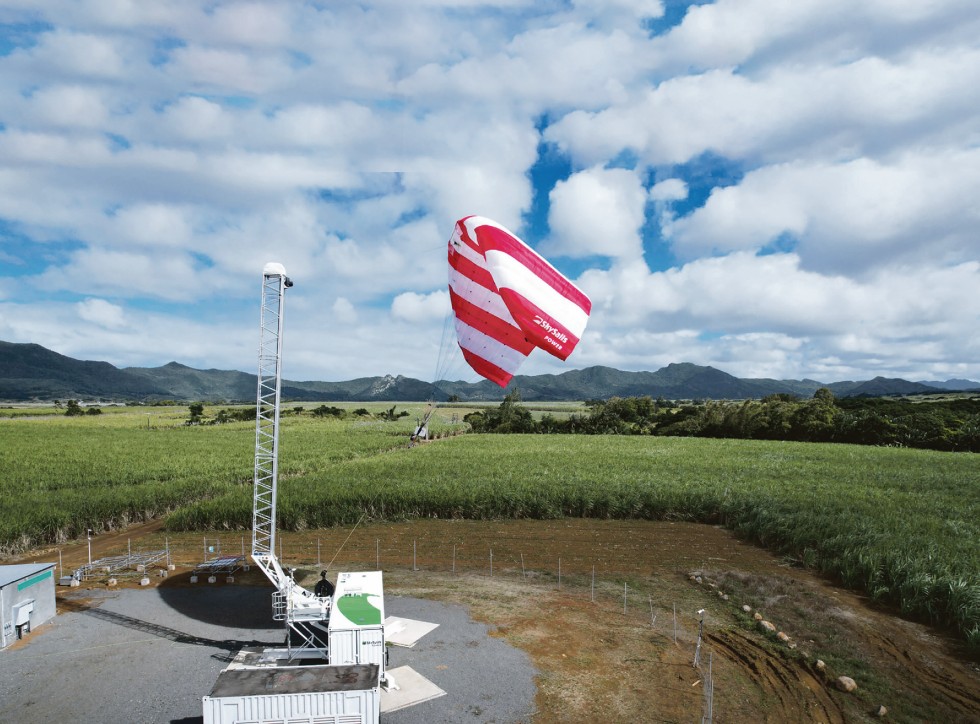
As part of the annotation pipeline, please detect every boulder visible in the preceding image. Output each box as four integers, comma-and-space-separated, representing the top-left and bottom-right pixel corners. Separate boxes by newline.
759, 620, 776, 633
836, 676, 858, 693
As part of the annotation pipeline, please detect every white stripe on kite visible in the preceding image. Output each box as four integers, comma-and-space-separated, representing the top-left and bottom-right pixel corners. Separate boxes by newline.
454, 319, 528, 373
449, 267, 517, 324
485, 250, 590, 337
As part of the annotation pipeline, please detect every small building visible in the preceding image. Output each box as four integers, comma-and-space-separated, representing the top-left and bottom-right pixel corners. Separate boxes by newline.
0, 562, 57, 648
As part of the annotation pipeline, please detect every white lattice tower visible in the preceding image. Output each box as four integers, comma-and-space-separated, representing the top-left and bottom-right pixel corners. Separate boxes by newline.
252, 265, 290, 563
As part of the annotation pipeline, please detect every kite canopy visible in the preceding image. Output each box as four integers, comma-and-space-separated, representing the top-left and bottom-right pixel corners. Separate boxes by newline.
448, 215, 591, 387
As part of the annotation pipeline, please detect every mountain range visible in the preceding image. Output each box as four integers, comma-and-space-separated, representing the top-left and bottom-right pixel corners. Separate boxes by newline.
1, 340, 977, 403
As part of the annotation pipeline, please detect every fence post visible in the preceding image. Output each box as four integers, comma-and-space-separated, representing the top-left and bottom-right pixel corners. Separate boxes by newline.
701, 652, 714, 723
694, 609, 705, 669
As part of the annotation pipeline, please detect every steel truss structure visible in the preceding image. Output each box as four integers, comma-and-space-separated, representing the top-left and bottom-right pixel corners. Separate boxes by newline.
193, 556, 246, 577
250, 264, 333, 660
73, 550, 168, 581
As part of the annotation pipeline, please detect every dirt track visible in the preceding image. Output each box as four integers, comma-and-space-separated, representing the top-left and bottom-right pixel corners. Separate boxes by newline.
10, 518, 980, 722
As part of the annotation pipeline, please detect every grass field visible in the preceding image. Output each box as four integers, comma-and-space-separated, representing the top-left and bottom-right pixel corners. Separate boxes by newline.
1, 404, 977, 647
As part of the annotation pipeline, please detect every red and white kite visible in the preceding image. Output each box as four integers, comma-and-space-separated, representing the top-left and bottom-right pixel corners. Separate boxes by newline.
447, 215, 592, 387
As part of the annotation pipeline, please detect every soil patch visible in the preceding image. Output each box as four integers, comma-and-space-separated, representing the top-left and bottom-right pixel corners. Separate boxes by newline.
9, 518, 980, 722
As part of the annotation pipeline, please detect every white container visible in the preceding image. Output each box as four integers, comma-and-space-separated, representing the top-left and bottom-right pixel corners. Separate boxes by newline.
329, 571, 386, 671
202, 664, 379, 724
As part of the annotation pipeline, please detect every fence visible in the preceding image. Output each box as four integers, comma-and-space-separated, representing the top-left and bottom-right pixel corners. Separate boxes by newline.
56, 521, 723, 720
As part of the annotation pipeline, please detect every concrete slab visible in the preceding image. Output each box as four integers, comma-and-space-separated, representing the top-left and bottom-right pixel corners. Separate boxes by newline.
380, 665, 446, 713
384, 616, 439, 647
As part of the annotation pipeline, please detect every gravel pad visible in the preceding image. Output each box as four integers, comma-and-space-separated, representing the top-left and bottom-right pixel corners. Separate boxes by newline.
0, 586, 535, 724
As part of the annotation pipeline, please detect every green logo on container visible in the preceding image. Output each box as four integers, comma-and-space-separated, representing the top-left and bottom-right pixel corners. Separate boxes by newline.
336, 593, 381, 626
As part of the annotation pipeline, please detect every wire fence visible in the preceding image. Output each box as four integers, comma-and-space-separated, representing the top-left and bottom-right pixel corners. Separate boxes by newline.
55, 526, 722, 719
60, 530, 723, 635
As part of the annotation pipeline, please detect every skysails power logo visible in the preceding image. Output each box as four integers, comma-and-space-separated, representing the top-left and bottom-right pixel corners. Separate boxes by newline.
533, 315, 568, 349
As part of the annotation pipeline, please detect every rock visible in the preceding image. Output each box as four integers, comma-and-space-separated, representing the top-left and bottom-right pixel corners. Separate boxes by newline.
753, 612, 763, 621
722, 594, 729, 600
742, 605, 752, 613
777, 632, 790, 642
689, 574, 697, 581
759, 620, 776, 633
816, 660, 826, 671
875, 705, 888, 717
836, 676, 858, 693
695, 576, 703, 584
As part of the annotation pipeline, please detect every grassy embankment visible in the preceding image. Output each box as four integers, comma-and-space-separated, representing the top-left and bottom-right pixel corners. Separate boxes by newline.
1, 405, 977, 647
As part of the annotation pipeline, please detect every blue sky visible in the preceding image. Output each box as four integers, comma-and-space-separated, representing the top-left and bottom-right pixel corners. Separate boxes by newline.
1, 0, 979, 384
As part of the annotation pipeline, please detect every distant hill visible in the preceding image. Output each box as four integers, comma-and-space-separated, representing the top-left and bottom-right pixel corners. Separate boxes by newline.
846, 376, 940, 397
0, 341, 169, 400
918, 378, 980, 392
2, 339, 977, 403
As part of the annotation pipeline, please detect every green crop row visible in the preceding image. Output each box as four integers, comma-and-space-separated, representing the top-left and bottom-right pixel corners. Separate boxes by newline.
0, 408, 411, 551
2, 411, 977, 647
168, 434, 980, 647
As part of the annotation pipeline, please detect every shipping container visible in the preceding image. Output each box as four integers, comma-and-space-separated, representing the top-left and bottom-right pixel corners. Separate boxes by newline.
202, 663, 379, 724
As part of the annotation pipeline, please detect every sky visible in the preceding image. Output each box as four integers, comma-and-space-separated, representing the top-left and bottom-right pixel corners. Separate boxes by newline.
1, 0, 979, 385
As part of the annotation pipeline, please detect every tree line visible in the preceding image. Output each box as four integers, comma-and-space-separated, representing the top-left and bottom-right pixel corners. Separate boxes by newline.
465, 390, 980, 452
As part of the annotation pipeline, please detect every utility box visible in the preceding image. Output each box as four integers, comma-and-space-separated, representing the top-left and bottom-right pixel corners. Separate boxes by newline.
0, 563, 56, 649
202, 664, 379, 724
328, 571, 386, 673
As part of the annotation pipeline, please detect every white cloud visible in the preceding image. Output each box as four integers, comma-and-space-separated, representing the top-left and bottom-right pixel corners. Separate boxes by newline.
547, 166, 646, 260
30, 85, 110, 129
666, 149, 980, 274
649, 178, 687, 202
331, 297, 357, 324
207, 2, 294, 47
391, 290, 448, 323
76, 298, 127, 328
573, 253, 980, 379
160, 96, 235, 141
0, 1, 978, 383
28, 29, 128, 79
108, 203, 196, 248
166, 45, 295, 95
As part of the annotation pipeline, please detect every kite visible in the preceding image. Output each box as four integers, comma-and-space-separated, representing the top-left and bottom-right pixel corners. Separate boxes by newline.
448, 215, 591, 387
